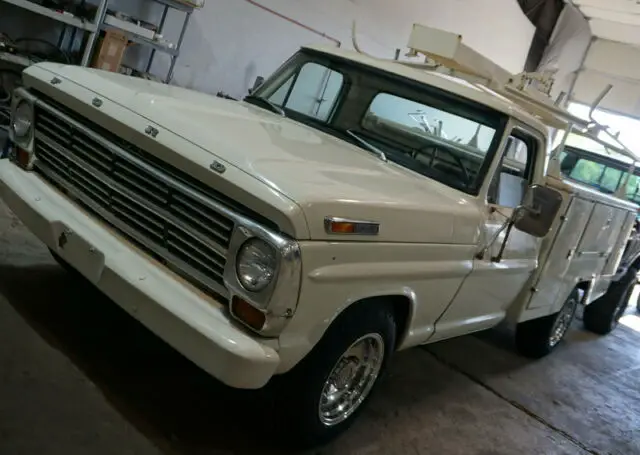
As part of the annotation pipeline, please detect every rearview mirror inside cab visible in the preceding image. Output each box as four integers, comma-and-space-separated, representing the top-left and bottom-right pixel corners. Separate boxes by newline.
514, 185, 564, 238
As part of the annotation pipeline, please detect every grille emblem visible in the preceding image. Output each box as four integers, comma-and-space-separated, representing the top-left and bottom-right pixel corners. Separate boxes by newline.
210, 160, 226, 174
92, 97, 103, 108
145, 126, 159, 138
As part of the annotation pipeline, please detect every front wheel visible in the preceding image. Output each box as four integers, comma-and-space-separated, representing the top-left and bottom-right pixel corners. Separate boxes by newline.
277, 302, 396, 448
515, 289, 579, 359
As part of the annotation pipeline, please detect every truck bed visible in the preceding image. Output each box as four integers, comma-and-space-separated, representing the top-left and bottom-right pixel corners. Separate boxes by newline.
515, 175, 638, 322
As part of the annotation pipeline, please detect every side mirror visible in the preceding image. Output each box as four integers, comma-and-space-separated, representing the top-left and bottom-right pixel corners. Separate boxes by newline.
248, 76, 265, 94
513, 184, 563, 238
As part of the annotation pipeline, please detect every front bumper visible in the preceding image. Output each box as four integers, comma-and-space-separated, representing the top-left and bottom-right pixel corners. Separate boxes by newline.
0, 160, 279, 389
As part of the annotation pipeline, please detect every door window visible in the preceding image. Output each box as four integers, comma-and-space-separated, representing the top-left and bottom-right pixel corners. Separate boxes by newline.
267, 62, 344, 122
488, 131, 537, 208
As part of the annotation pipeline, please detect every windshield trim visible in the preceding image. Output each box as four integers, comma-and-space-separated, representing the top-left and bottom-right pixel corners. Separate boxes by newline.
358, 89, 506, 194
251, 48, 509, 196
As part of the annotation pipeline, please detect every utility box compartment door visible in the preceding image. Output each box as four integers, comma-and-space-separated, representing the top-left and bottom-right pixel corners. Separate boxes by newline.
601, 210, 637, 277
527, 196, 594, 309
576, 203, 627, 260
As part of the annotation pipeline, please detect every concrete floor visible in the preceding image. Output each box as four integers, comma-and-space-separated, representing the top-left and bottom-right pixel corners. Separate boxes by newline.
1, 200, 640, 455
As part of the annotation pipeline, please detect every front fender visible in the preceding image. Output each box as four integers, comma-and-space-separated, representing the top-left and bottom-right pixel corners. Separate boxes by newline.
274, 241, 474, 373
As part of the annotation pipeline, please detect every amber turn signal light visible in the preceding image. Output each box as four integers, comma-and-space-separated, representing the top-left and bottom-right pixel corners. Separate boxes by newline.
329, 221, 356, 234
231, 297, 266, 331
325, 217, 380, 235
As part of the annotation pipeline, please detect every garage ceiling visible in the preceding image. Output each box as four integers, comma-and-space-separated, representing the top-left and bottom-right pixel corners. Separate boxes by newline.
571, 0, 640, 118
575, 0, 640, 46
517, 0, 564, 71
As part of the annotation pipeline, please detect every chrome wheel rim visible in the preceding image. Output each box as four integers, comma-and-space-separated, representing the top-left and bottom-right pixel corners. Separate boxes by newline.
318, 333, 385, 427
549, 296, 578, 347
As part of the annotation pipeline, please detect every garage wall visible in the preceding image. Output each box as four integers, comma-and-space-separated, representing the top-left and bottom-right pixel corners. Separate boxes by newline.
1, 0, 535, 98
139, 0, 535, 97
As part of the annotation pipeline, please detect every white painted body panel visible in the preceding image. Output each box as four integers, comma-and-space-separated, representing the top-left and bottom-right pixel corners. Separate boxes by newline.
24, 63, 480, 245
428, 206, 539, 342
23, 66, 308, 239
525, 196, 594, 311
517, 176, 637, 323
277, 241, 475, 371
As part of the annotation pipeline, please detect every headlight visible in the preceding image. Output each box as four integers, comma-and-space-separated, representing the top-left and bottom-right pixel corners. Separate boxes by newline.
236, 238, 277, 293
12, 101, 32, 138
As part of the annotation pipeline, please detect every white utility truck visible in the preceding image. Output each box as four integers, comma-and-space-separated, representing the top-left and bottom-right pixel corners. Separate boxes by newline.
554, 130, 640, 321
3, 24, 639, 445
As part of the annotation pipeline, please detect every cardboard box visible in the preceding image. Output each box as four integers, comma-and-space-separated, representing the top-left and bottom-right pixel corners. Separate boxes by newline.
92, 30, 127, 73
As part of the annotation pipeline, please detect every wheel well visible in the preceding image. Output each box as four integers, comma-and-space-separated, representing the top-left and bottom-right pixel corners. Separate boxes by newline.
613, 256, 640, 283
575, 281, 590, 303
342, 295, 412, 350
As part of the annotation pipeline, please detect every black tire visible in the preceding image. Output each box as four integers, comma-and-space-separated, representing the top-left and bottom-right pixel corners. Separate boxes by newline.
515, 289, 579, 359
276, 302, 396, 448
584, 267, 637, 335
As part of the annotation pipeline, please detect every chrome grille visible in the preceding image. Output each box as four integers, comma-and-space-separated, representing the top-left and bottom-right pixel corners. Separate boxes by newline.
32, 102, 236, 299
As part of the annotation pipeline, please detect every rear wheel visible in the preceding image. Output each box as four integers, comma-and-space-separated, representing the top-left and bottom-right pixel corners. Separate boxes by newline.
515, 289, 579, 359
277, 302, 396, 448
584, 267, 637, 335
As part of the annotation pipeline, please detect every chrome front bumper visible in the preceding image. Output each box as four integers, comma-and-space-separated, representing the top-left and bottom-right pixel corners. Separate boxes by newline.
0, 160, 279, 389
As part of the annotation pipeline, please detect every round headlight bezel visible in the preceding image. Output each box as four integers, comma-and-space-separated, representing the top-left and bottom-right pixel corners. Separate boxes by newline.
12, 100, 33, 139
235, 238, 278, 293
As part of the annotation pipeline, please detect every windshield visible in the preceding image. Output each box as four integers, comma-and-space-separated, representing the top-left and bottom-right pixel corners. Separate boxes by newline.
250, 50, 507, 194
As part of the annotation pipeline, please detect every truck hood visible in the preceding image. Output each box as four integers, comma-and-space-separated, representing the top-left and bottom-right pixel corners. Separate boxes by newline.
31, 64, 482, 244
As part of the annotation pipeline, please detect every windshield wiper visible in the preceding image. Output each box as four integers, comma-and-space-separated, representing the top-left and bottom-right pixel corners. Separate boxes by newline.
244, 95, 285, 117
346, 129, 387, 162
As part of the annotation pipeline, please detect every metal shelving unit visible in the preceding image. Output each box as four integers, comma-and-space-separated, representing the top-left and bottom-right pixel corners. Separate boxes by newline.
135, 0, 194, 83
2, 0, 97, 30
99, 0, 195, 82
0, 0, 109, 66
1, 0, 197, 83
101, 24, 179, 57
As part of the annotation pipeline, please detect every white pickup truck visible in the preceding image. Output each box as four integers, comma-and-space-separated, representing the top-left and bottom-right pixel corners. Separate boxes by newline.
3, 30, 638, 445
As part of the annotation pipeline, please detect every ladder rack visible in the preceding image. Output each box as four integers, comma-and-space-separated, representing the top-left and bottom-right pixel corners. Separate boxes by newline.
396, 23, 639, 165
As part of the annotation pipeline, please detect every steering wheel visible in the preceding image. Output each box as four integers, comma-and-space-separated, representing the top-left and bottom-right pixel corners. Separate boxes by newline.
414, 143, 471, 186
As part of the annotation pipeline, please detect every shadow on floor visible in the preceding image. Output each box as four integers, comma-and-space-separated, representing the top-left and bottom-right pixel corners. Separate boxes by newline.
0, 262, 572, 455
0, 263, 283, 453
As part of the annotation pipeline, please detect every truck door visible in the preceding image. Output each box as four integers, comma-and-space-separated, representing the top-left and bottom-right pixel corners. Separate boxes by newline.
430, 125, 542, 342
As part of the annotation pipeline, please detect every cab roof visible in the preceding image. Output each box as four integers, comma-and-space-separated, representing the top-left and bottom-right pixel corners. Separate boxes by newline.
303, 44, 549, 137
